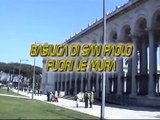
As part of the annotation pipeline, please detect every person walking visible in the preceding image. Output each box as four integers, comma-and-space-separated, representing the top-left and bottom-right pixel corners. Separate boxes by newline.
37, 89, 40, 96
50, 92, 53, 102
40, 90, 42, 96
52, 92, 55, 102
84, 92, 89, 108
75, 95, 79, 108
55, 91, 58, 102
89, 91, 94, 108
46, 90, 50, 101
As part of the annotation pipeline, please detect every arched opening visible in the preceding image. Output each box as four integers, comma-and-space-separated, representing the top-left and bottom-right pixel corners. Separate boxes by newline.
151, 10, 160, 96
121, 25, 131, 42
134, 18, 149, 95
108, 31, 118, 94
109, 31, 117, 42
119, 25, 131, 94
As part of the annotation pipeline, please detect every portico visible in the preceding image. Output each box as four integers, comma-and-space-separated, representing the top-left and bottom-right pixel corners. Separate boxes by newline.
41, 0, 160, 107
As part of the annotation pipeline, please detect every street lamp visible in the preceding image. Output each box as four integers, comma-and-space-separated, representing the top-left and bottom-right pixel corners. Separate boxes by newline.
101, 0, 106, 119
31, 41, 46, 99
32, 56, 36, 99
18, 59, 29, 93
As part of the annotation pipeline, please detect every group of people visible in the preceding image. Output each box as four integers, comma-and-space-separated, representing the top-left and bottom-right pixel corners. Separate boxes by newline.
27, 89, 42, 96
47, 90, 58, 102
34, 89, 42, 96
46, 90, 94, 108
75, 91, 94, 108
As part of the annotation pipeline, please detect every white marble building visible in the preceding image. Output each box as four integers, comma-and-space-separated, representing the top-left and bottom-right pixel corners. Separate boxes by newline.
41, 0, 160, 107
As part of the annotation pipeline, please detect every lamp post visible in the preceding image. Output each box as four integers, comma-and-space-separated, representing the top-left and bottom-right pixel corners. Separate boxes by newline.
32, 56, 36, 99
18, 59, 29, 93
101, 0, 106, 119
31, 41, 46, 99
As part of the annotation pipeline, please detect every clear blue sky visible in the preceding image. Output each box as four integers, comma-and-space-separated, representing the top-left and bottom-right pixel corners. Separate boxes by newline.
0, 0, 129, 67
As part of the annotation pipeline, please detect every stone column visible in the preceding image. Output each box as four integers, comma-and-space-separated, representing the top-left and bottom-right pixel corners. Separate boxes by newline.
74, 72, 77, 95
67, 73, 70, 94
80, 72, 84, 92
104, 72, 108, 94
127, 59, 132, 76
47, 69, 52, 85
96, 73, 100, 98
84, 73, 87, 92
60, 73, 63, 91
112, 73, 116, 93
44, 71, 49, 92
139, 39, 148, 95
47, 70, 55, 91
126, 59, 132, 93
57, 73, 59, 91
41, 59, 47, 93
148, 29, 157, 96
140, 40, 148, 74
106, 73, 110, 94
69, 72, 72, 93
62, 73, 65, 91
78, 73, 81, 93
65, 73, 67, 95
117, 58, 123, 95
53, 72, 57, 91
131, 35, 138, 96
88, 72, 92, 91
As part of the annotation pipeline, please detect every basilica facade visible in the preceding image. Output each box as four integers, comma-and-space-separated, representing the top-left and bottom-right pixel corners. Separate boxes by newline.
41, 0, 160, 107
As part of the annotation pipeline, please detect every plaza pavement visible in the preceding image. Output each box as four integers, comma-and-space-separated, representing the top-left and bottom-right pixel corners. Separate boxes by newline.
10, 88, 160, 119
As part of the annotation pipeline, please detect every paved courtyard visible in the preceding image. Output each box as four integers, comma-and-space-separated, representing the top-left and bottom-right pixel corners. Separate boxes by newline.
11, 89, 160, 119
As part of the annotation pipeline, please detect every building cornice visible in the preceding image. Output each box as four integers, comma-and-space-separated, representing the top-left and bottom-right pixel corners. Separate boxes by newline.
64, 0, 148, 44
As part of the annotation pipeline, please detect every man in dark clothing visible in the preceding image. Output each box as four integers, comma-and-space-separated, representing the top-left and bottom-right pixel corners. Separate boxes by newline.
40, 90, 42, 96
84, 92, 89, 108
89, 91, 94, 108
46, 90, 50, 101
37, 89, 40, 96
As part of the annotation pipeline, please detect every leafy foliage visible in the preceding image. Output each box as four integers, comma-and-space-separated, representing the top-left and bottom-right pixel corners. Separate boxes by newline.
0, 62, 42, 89
0, 62, 42, 78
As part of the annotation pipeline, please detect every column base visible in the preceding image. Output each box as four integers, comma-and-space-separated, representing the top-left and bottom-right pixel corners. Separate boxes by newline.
129, 92, 137, 97
117, 92, 122, 95
147, 92, 155, 98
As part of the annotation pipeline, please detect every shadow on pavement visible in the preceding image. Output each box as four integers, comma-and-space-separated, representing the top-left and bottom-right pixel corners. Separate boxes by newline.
93, 100, 160, 112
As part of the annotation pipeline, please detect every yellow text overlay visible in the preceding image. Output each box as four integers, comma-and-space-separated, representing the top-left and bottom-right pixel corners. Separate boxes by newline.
29, 43, 134, 72
30, 43, 133, 57
45, 58, 116, 72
